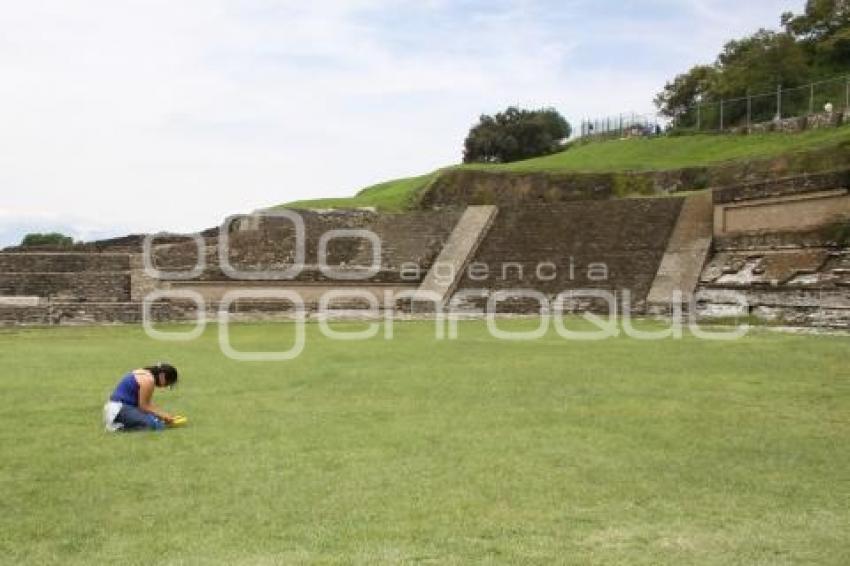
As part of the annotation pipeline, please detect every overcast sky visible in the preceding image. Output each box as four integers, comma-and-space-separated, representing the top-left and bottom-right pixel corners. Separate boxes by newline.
0, 0, 802, 246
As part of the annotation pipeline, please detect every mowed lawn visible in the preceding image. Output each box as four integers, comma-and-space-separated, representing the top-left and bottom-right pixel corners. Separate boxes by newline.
0, 320, 848, 565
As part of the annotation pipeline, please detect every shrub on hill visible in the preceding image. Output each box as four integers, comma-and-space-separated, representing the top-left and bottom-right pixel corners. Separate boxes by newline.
20, 232, 74, 247
463, 107, 571, 164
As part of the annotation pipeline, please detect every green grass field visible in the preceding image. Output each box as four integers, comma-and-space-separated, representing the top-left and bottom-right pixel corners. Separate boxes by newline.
1, 320, 848, 564
276, 127, 850, 212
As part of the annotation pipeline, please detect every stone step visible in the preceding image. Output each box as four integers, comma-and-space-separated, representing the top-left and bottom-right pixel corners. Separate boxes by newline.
647, 191, 714, 304
416, 206, 498, 306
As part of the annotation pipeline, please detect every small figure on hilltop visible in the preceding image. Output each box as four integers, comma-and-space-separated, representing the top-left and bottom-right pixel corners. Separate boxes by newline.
103, 363, 187, 432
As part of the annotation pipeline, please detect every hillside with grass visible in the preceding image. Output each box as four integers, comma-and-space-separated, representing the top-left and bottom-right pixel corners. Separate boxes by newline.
275, 126, 850, 212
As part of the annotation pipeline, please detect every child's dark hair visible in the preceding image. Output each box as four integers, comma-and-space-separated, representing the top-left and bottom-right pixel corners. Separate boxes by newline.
146, 362, 178, 387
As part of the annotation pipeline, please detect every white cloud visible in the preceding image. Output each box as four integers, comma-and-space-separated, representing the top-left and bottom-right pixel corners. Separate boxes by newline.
0, 0, 805, 244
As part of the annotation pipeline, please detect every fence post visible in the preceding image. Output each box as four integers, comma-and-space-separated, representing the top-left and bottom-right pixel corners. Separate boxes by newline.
747, 90, 752, 134
810, 82, 814, 115
846, 76, 849, 110
720, 99, 724, 132
697, 104, 701, 131
776, 84, 782, 120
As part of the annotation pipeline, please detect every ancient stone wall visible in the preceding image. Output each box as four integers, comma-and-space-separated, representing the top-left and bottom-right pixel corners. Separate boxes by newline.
0, 253, 130, 272
712, 169, 850, 204
150, 209, 462, 283
450, 199, 684, 312
713, 228, 848, 251
696, 249, 850, 327
714, 190, 850, 237
0, 253, 132, 302
0, 296, 384, 326
419, 170, 618, 208
0, 273, 131, 301
697, 172, 850, 327
0, 300, 201, 326
5, 167, 850, 326
350, 209, 464, 270
734, 111, 845, 135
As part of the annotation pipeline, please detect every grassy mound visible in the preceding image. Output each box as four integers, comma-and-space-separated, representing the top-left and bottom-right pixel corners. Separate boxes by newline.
474, 127, 850, 173
275, 126, 850, 212
280, 173, 437, 212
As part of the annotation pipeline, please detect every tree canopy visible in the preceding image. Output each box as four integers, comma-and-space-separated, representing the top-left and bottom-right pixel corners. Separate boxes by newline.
655, 0, 850, 126
463, 107, 571, 164
21, 232, 74, 247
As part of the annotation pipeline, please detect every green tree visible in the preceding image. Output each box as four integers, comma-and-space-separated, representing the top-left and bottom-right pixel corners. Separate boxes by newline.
784, 0, 850, 70
783, 0, 850, 42
654, 65, 718, 123
656, 1, 848, 127
715, 30, 809, 95
21, 232, 74, 247
463, 107, 571, 164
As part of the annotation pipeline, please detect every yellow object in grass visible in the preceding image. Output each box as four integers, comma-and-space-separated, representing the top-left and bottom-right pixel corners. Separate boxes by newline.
169, 415, 188, 427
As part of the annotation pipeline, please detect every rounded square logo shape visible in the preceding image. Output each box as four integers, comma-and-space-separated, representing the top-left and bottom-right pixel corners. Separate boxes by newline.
143, 232, 206, 280
218, 289, 306, 361
317, 289, 381, 340
318, 229, 382, 281
142, 289, 207, 341
486, 290, 550, 340
219, 210, 305, 280
552, 289, 619, 341
689, 290, 750, 341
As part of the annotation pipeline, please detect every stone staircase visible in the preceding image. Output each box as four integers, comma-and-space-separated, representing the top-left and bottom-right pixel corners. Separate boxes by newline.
646, 191, 713, 307
416, 205, 498, 306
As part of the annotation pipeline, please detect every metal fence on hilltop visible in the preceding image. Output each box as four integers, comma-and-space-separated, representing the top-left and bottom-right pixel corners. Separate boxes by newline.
578, 73, 850, 139
579, 113, 664, 138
